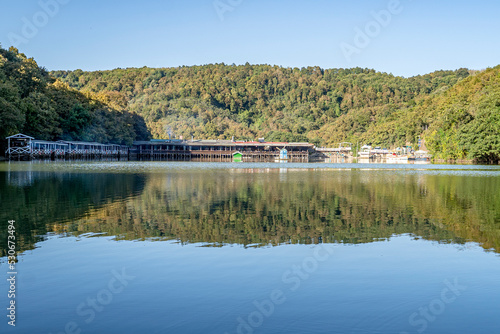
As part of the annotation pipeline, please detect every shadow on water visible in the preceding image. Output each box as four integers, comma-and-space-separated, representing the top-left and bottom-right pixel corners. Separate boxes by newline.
1, 164, 500, 255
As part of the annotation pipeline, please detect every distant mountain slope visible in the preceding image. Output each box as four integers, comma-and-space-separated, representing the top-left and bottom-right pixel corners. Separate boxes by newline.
50, 62, 499, 163
0, 46, 150, 145
51, 64, 468, 142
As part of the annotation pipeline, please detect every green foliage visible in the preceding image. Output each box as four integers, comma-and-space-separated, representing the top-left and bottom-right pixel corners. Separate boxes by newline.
421, 66, 500, 163
59, 104, 91, 140
51, 64, 469, 145
0, 46, 150, 146
5, 47, 492, 162
0, 71, 24, 137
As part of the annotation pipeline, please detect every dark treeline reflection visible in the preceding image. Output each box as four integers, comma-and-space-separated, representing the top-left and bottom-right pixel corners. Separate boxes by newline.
1, 168, 500, 254
0, 171, 146, 256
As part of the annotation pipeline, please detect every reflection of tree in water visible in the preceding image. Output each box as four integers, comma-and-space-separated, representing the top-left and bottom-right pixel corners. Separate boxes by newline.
0, 171, 147, 256
39, 170, 500, 252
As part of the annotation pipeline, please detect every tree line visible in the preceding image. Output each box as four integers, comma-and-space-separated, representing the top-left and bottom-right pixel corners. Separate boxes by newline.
52, 62, 500, 162
2, 43, 498, 162
51, 64, 469, 146
0, 46, 150, 147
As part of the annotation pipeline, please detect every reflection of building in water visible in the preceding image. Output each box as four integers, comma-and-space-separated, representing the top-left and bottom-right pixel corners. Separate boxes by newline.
7, 170, 33, 187
279, 168, 287, 182
6, 168, 62, 188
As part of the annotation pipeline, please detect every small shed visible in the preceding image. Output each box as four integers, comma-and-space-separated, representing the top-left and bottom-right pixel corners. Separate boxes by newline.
233, 151, 243, 162
279, 148, 288, 160
6, 133, 34, 158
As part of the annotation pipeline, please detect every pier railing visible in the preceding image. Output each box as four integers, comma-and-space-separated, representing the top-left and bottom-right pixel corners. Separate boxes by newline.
5, 134, 313, 162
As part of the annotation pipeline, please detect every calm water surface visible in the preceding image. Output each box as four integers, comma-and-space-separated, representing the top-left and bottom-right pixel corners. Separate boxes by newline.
0, 161, 499, 334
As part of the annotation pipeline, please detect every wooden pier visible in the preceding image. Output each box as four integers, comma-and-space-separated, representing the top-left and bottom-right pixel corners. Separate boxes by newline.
5, 134, 431, 164
5, 134, 129, 161
5, 134, 313, 162
130, 139, 312, 163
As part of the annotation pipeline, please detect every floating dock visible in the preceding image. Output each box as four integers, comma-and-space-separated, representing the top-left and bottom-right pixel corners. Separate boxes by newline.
5, 134, 428, 163
130, 139, 312, 162
5, 134, 313, 162
5, 134, 128, 160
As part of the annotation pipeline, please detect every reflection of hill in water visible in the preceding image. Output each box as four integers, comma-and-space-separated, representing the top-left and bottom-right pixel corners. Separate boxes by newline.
42, 169, 500, 252
0, 171, 147, 256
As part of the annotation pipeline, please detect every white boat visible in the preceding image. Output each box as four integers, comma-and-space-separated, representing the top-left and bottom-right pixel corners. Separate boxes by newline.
386, 154, 409, 164
410, 150, 432, 162
358, 145, 373, 158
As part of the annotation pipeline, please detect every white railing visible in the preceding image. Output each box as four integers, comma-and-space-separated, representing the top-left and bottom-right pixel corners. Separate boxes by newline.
6, 147, 31, 155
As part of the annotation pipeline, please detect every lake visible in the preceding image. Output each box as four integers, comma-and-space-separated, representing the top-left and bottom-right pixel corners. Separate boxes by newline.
1, 162, 499, 334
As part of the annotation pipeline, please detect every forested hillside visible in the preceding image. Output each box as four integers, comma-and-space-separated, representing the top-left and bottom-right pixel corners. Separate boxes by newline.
55, 63, 500, 162
313, 66, 500, 163
3, 45, 497, 162
421, 66, 500, 162
51, 64, 469, 145
0, 46, 150, 146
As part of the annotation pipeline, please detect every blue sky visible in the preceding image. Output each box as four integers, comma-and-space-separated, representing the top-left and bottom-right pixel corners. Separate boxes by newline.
0, 0, 499, 77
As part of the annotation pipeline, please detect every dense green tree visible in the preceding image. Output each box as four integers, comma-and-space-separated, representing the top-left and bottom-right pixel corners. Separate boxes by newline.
0, 45, 151, 146
3, 44, 498, 161
421, 66, 500, 162
51, 64, 474, 149
0, 71, 24, 139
